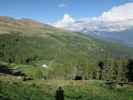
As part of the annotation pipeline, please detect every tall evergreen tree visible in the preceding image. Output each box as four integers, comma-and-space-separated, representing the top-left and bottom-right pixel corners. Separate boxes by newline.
126, 59, 133, 82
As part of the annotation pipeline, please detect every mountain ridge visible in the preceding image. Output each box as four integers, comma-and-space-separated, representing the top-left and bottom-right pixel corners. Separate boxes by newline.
0, 16, 133, 79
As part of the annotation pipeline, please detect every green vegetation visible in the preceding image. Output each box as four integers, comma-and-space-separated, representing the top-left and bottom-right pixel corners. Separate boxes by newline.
0, 32, 133, 80
0, 16, 133, 100
0, 17, 133, 80
0, 76, 133, 100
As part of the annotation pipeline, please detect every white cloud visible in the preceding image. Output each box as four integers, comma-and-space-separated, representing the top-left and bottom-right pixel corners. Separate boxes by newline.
99, 2, 133, 22
54, 2, 133, 32
58, 4, 67, 8
54, 14, 75, 28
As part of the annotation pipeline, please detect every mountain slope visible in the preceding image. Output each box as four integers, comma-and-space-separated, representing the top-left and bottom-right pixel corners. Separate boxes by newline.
0, 16, 133, 79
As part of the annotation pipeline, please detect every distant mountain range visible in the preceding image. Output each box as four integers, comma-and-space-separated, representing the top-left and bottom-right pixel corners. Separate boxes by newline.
54, 14, 133, 47
54, 3, 133, 47
80, 28, 133, 47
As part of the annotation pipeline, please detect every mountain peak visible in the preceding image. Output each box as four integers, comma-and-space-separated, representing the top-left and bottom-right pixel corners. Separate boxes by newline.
0, 16, 15, 22
0, 16, 47, 29
17, 18, 45, 28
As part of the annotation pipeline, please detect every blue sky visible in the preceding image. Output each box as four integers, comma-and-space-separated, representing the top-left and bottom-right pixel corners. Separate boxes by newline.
0, 0, 133, 23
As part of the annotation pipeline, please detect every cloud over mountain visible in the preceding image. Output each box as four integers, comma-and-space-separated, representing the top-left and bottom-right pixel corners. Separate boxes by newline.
54, 2, 133, 32
54, 14, 75, 28
98, 2, 133, 22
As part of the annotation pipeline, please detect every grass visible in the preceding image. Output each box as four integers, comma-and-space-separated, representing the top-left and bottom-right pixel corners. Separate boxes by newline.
0, 75, 132, 100
0, 17, 133, 100
0, 31, 133, 80
0, 18, 133, 80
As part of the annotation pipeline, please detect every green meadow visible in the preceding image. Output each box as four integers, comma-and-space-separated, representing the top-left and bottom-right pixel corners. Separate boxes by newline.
0, 75, 133, 100
0, 17, 133, 100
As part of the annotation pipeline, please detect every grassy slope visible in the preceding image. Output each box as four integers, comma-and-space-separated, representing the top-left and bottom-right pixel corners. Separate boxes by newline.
0, 17, 133, 100
0, 17, 133, 79
0, 76, 133, 100
0, 31, 133, 79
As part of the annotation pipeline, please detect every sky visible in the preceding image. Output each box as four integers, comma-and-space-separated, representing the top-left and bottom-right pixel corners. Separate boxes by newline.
0, 0, 133, 23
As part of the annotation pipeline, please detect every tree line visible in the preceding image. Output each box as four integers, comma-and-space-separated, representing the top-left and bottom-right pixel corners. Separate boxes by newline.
91, 58, 133, 82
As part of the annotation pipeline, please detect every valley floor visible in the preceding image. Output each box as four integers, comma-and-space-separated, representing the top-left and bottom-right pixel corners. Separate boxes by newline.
0, 75, 133, 100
